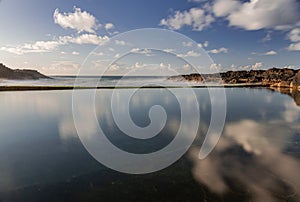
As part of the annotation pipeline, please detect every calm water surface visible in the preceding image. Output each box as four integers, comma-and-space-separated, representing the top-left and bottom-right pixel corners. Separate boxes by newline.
0, 88, 299, 201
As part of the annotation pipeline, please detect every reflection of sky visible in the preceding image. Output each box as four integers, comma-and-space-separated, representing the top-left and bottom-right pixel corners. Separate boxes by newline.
0, 88, 300, 200
189, 89, 300, 201
0, 91, 99, 192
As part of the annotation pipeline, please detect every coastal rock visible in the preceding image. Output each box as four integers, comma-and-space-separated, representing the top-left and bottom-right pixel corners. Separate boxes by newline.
170, 67, 299, 88
0, 63, 49, 80
270, 81, 291, 88
171, 74, 204, 82
291, 70, 300, 90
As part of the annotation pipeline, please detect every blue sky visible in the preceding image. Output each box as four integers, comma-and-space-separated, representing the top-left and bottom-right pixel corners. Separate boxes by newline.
0, 0, 299, 75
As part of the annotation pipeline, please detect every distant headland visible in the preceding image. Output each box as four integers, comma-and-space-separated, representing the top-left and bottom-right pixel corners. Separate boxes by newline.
0, 63, 49, 80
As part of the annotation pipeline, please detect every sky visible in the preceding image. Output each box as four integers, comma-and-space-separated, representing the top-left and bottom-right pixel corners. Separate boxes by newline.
0, 0, 300, 75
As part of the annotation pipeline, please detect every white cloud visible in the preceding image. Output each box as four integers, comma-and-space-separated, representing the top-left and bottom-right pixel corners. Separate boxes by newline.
238, 62, 263, 70
53, 7, 99, 33
208, 47, 228, 54
107, 63, 120, 71
72, 51, 80, 55
163, 48, 175, 53
0, 40, 63, 55
213, 0, 241, 17
134, 62, 146, 68
105, 23, 114, 30
159, 63, 171, 69
27, 41, 62, 50
182, 41, 193, 47
251, 62, 263, 69
130, 48, 153, 56
188, 0, 208, 2
1, 7, 110, 55
60, 51, 80, 55
186, 50, 201, 57
204, 41, 209, 47
288, 42, 300, 51
51, 61, 79, 69
161, 0, 299, 33
0, 47, 23, 55
197, 41, 209, 48
279, 65, 297, 69
115, 40, 126, 46
1, 34, 109, 55
44, 61, 80, 75
287, 28, 300, 51
160, 7, 214, 31
177, 50, 201, 57
218, 0, 300, 30
197, 43, 203, 48
92, 52, 105, 56
288, 28, 300, 42
60, 34, 109, 45
92, 59, 110, 68
183, 64, 191, 70
209, 62, 263, 71
263, 50, 277, 55
182, 41, 209, 48
210, 63, 222, 71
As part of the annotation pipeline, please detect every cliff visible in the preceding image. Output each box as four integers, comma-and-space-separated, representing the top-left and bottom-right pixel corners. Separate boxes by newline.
0, 63, 49, 80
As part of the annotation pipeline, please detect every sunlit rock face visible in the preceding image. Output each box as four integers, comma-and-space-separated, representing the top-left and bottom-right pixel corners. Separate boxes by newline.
292, 70, 300, 90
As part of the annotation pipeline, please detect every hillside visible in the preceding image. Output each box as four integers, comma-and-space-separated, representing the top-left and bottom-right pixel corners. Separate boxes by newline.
0, 63, 49, 80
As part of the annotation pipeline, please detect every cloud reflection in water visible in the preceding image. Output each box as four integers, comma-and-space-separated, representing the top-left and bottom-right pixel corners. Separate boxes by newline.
189, 118, 300, 201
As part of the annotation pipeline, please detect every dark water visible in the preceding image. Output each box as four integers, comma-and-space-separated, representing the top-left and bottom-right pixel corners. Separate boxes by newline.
0, 88, 299, 201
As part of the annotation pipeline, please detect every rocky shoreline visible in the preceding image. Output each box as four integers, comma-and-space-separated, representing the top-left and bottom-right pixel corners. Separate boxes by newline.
0, 63, 49, 80
1, 63, 300, 106
170, 68, 300, 91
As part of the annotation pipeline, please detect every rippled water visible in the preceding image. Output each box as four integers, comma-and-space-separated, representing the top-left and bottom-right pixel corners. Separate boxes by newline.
0, 88, 299, 201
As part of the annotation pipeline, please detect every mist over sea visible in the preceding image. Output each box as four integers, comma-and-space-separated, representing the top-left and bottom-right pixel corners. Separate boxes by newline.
0, 76, 186, 87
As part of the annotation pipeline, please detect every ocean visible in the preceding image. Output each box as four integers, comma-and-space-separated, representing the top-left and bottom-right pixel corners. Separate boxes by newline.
0, 76, 182, 87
